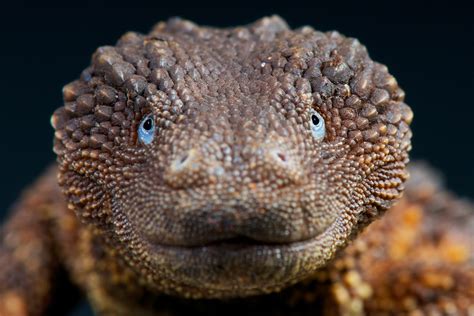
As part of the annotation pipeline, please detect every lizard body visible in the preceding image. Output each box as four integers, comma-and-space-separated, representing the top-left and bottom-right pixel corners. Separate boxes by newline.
0, 16, 472, 315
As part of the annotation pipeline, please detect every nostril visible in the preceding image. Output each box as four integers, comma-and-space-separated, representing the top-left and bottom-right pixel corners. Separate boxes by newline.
166, 147, 227, 189
276, 152, 287, 162
179, 154, 189, 165
171, 151, 194, 172
270, 149, 288, 164
267, 148, 304, 184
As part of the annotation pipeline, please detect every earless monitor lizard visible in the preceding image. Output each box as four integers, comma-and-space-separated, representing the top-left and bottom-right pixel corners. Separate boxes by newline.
0, 16, 472, 316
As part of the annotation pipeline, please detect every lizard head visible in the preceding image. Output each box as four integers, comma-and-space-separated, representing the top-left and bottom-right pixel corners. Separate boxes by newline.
51, 16, 412, 298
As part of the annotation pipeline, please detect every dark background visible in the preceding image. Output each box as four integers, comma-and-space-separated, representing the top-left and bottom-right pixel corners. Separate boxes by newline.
0, 2, 472, 315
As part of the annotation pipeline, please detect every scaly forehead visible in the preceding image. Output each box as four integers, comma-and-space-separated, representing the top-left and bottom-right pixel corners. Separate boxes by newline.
113, 17, 321, 140
53, 15, 412, 164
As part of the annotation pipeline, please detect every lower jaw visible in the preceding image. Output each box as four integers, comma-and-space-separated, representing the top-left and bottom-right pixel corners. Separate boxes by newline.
144, 233, 336, 298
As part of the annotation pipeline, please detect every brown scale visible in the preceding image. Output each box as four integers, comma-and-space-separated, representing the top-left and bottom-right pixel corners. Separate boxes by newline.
0, 16, 471, 315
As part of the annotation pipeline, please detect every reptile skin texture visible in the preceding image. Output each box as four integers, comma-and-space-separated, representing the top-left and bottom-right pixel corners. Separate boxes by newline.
0, 16, 472, 315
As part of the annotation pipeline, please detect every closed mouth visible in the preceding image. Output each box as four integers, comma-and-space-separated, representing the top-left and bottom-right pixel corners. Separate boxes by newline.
184, 235, 291, 250
147, 232, 322, 256
139, 218, 345, 296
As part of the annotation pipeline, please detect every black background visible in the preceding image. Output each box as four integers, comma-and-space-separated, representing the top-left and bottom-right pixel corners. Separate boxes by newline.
0, 2, 472, 315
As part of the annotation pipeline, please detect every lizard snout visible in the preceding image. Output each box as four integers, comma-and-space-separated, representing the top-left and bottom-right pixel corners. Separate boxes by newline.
243, 140, 306, 186
163, 147, 226, 189
163, 136, 305, 190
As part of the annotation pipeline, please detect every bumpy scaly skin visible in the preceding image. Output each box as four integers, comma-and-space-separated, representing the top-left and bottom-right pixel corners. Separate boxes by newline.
0, 16, 471, 315
51, 15, 412, 298
321, 163, 474, 315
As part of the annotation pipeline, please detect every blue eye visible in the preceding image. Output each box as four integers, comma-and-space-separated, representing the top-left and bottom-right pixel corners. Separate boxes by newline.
309, 109, 325, 140
138, 114, 156, 145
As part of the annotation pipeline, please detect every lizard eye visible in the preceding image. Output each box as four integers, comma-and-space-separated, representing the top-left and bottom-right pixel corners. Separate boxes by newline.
138, 114, 156, 145
309, 109, 325, 140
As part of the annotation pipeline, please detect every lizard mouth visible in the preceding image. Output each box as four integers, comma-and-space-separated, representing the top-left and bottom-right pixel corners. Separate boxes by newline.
128, 202, 341, 297
139, 204, 337, 248
185, 235, 291, 249
142, 221, 343, 298
148, 231, 320, 253
126, 205, 353, 299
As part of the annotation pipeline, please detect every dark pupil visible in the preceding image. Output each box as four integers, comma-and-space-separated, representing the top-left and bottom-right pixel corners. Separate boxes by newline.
311, 114, 320, 126
143, 118, 153, 131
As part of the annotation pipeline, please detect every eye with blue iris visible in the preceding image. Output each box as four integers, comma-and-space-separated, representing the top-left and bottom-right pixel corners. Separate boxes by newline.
309, 109, 325, 140
138, 114, 156, 145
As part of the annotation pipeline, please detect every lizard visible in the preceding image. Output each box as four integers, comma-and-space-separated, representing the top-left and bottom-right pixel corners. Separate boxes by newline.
0, 15, 472, 315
